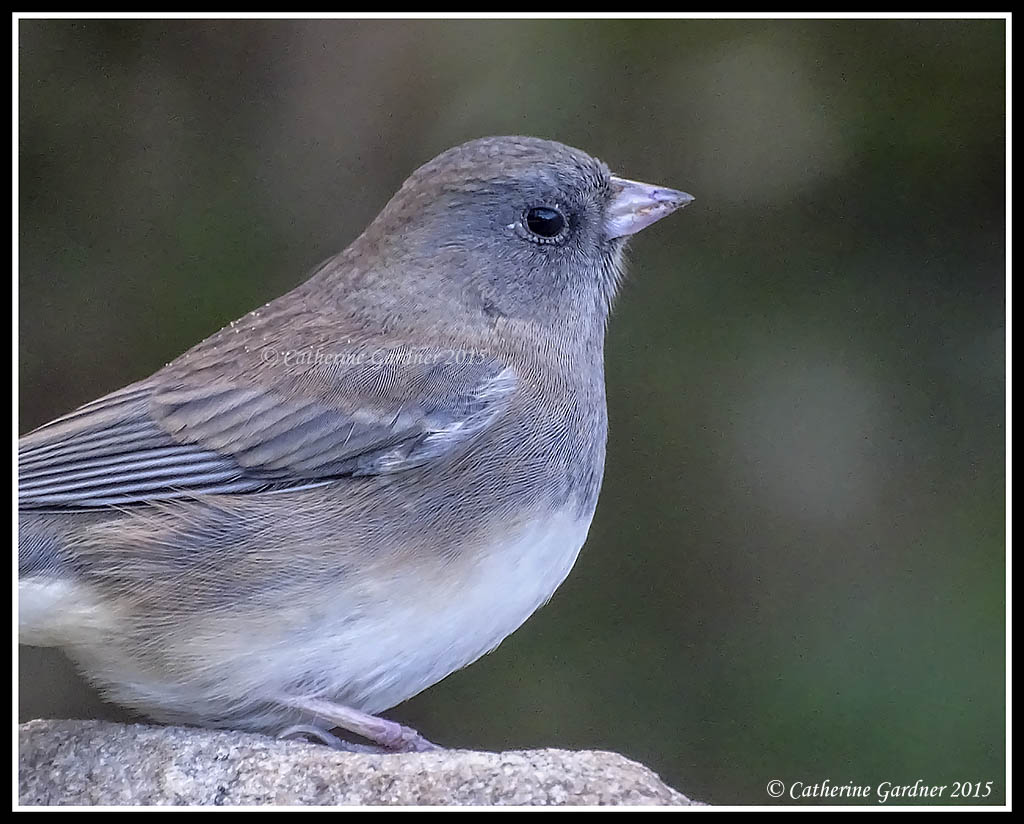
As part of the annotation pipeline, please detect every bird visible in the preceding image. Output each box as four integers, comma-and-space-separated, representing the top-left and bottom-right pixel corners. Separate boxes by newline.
18, 135, 693, 751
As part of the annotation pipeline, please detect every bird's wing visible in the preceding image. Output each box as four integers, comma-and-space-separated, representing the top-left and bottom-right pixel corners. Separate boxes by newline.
18, 343, 517, 510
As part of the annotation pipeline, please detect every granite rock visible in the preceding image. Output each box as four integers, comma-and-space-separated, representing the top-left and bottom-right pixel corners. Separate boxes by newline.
19, 719, 698, 807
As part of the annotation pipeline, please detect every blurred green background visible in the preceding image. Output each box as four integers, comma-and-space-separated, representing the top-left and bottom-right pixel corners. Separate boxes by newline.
18, 19, 1005, 805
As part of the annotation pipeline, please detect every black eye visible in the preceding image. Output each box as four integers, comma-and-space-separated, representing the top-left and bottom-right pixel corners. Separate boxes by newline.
525, 206, 566, 238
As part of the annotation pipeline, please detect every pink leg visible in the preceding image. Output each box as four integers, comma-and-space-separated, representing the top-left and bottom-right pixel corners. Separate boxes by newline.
277, 694, 440, 752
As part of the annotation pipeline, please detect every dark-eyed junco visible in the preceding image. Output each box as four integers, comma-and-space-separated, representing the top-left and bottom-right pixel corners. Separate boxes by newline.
19, 136, 692, 751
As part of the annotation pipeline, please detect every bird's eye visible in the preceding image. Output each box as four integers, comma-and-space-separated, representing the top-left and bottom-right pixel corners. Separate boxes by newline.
525, 206, 566, 239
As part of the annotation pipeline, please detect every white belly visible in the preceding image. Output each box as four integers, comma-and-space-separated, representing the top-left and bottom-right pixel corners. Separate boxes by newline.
267, 508, 595, 715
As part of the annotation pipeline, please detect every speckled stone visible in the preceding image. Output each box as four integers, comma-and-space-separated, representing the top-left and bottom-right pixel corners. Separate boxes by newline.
19, 719, 697, 807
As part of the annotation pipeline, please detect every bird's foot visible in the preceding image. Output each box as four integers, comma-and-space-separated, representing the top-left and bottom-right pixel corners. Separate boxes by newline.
278, 723, 389, 753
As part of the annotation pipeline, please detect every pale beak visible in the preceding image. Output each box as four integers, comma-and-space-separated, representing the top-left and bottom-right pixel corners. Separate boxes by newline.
604, 175, 694, 240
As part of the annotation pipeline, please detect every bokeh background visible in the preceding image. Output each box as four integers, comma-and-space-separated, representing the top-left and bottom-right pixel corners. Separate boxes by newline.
18, 19, 1006, 805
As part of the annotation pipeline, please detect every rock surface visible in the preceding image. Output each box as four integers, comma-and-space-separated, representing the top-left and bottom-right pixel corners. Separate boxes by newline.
19, 719, 698, 806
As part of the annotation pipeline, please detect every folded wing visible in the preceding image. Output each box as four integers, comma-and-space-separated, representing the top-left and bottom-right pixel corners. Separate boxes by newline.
19, 355, 516, 509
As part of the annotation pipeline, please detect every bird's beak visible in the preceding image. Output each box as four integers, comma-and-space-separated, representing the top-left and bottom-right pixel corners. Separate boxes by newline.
604, 175, 694, 240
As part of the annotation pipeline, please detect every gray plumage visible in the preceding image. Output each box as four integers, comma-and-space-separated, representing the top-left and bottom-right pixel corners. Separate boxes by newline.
18, 136, 692, 745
